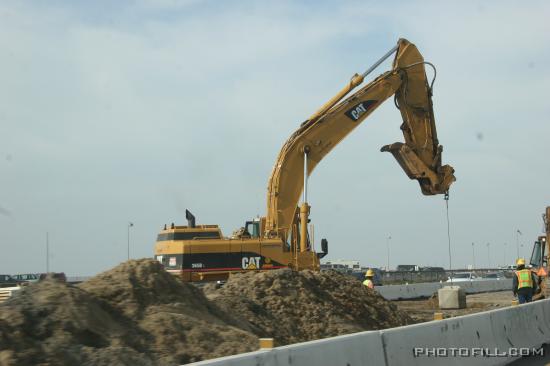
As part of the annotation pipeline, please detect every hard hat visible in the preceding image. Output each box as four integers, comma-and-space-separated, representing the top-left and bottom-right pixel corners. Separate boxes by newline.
366, 269, 375, 277
516, 258, 525, 266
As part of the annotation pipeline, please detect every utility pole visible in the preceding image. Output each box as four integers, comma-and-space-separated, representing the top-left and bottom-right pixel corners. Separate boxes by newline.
472, 242, 475, 269
46, 232, 50, 273
503, 242, 507, 266
487, 242, 491, 268
127, 222, 134, 260
386, 235, 391, 271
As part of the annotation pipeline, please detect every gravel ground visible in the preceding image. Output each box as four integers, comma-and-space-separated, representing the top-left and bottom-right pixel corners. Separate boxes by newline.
394, 290, 515, 322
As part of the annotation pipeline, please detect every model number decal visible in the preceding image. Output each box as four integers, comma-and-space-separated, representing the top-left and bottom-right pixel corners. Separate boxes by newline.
192, 263, 204, 268
345, 100, 377, 121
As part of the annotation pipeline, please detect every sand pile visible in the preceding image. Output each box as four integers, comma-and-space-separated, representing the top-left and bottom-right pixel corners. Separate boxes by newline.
0, 274, 151, 366
0, 261, 412, 365
203, 269, 412, 345
0, 260, 257, 366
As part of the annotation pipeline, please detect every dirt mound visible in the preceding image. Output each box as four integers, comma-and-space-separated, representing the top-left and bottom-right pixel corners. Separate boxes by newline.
0, 277, 151, 366
0, 261, 412, 365
80, 259, 220, 320
0, 260, 257, 366
80, 259, 258, 364
203, 269, 412, 345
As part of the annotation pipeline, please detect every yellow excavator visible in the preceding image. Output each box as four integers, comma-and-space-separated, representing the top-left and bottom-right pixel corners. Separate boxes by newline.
529, 206, 549, 298
154, 38, 456, 282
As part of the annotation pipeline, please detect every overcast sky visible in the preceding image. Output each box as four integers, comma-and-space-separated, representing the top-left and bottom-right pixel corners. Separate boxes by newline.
1, 0, 549, 276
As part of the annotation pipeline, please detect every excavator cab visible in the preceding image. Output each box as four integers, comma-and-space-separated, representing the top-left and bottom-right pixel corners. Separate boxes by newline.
244, 220, 260, 239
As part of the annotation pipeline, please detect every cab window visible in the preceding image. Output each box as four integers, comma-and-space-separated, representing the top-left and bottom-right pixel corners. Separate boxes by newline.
245, 222, 260, 238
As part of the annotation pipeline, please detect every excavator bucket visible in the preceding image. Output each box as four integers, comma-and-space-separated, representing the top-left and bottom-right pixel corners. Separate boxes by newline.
381, 142, 455, 195
378, 38, 456, 196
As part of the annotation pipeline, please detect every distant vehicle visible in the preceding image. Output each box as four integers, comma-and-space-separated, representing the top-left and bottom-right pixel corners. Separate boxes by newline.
322, 260, 361, 272
421, 266, 445, 272
39, 272, 67, 282
483, 271, 506, 280
498, 265, 517, 270
12, 273, 40, 284
0, 274, 18, 288
446, 272, 479, 282
396, 265, 419, 272
320, 263, 349, 273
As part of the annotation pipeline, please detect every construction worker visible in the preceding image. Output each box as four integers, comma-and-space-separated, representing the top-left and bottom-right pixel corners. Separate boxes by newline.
513, 258, 538, 304
363, 269, 375, 289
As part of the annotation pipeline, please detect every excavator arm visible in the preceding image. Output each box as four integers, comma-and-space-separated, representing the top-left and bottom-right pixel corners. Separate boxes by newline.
265, 39, 456, 240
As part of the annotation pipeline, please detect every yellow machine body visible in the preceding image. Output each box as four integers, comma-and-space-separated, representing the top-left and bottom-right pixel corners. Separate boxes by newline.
154, 38, 455, 282
154, 221, 318, 282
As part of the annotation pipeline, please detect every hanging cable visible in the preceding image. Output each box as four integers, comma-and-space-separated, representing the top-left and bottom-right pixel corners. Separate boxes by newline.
444, 191, 453, 284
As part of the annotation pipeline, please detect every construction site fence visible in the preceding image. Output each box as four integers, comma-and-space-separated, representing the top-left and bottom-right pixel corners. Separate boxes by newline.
376, 279, 513, 300
380, 268, 513, 284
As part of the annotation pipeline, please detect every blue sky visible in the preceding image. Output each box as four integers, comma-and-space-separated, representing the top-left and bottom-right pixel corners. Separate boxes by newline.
0, 0, 549, 275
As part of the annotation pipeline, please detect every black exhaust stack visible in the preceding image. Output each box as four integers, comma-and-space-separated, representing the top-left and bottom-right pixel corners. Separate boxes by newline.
317, 238, 328, 259
186, 209, 196, 228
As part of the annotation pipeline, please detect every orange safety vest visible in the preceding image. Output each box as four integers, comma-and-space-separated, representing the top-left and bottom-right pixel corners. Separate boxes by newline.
516, 269, 533, 289
363, 279, 374, 289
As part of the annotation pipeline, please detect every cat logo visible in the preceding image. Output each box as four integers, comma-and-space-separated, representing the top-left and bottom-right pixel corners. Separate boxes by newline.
344, 100, 377, 121
242, 256, 261, 270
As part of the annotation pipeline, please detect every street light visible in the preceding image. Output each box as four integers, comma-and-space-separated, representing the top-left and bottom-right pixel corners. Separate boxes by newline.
503, 242, 507, 266
386, 235, 392, 271
127, 222, 134, 260
471, 242, 476, 269
516, 229, 522, 259
486, 242, 491, 268
46, 231, 50, 273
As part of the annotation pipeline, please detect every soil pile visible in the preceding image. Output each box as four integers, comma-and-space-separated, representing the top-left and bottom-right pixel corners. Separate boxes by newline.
203, 269, 412, 345
0, 274, 151, 366
0, 261, 412, 365
0, 260, 257, 366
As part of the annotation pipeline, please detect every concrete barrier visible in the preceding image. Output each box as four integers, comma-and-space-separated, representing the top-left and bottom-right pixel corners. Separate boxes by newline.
189, 331, 386, 366
187, 299, 550, 366
381, 310, 502, 366
376, 279, 513, 300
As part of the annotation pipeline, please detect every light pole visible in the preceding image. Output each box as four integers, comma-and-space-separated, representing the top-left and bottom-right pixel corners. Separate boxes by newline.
516, 229, 522, 260
503, 242, 507, 266
486, 242, 491, 268
46, 231, 50, 273
472, 242, 476, 269
386, 235, 391, 271
127, 222, 134, 260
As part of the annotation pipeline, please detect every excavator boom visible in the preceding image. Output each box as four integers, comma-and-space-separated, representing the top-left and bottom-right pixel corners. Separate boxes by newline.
266, 39, 456, 239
